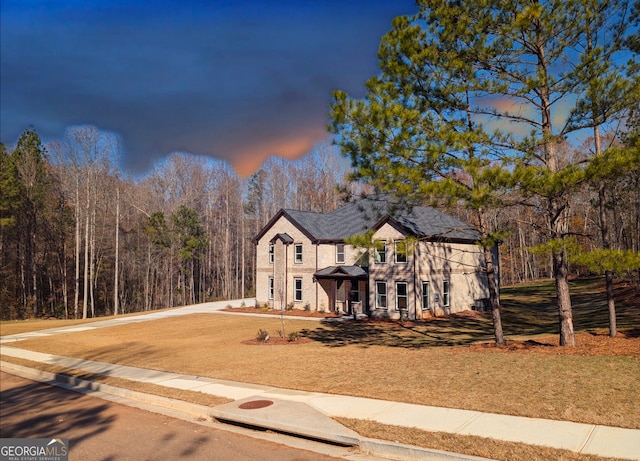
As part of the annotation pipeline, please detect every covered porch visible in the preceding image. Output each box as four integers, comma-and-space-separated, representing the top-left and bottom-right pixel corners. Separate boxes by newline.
314, 265, 369, 317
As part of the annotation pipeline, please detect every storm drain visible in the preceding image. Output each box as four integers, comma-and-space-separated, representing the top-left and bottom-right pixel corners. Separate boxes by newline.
238, 399, 274, 410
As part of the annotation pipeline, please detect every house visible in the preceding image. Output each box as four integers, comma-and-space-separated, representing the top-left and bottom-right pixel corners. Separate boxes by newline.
253, 197, 496, 320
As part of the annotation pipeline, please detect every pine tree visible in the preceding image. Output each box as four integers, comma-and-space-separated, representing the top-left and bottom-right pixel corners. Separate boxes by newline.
330, 0, 638, 346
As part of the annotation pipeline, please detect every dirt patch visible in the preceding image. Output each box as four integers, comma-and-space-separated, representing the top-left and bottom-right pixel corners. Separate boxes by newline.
464, 330, 640, 356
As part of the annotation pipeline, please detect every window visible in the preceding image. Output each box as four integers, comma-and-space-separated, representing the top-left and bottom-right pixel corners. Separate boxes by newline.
375, 241, 386, 263
443, 280, 450, 307
268, 244, 274, 264
395, 240, 408, 263
268, 277, 274, 300
422, 281, 430, 311
294, 244, 303, 264
349, 283, 360, 302
375, 281, 387, 309
396, 282, 408, 311
294, 278, 303, 302
336, 243, 345, 264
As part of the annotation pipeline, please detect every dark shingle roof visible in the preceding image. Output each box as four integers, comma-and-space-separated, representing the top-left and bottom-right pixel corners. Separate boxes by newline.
269, 233, 294, 244
314, 265, 368, 279
281, 198, 479, 242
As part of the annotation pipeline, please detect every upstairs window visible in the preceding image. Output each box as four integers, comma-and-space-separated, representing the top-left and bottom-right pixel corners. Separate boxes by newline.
336, 243, 345, 264
375, 241, 386, 264
395, 240, 408, 263
268, 244, 274, 264
294, 244, 303, 264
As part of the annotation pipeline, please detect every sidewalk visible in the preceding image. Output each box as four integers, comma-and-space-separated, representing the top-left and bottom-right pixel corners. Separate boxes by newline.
1, 301, 639, 461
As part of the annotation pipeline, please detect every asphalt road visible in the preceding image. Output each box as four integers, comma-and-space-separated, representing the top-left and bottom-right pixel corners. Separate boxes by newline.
0, 372, 348, 461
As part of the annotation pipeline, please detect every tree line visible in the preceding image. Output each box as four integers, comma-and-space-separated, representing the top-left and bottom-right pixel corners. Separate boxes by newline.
2, 120, 638, 325
1, 128, 349, 320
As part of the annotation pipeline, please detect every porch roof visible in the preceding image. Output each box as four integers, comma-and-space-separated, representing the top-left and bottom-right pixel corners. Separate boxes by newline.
314, 265, 368, 280
269, 233, 294, 244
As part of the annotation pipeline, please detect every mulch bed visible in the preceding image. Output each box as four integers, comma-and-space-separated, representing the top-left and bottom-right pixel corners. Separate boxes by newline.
230, 305, 639, 355
464, 330, 640, 356
241, 337, 313, 346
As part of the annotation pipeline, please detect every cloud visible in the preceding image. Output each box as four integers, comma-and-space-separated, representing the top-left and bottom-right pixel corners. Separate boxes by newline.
1, 0, 416, 176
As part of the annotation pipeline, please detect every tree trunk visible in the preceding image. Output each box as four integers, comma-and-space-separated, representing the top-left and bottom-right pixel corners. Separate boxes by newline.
74, 174, 80, 319
82, 190, 89, 319
89, 201, 96, 318
114, 185, 120, 316
595, 122, 617, 337
538, 30, 575, 346
30, 223, 37, 317
484, 244, 505, 345
605, 269, 617, 337
553, 240, 575, 346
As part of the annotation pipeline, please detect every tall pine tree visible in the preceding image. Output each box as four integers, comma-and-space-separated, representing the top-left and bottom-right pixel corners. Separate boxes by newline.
330, 0, 638, 346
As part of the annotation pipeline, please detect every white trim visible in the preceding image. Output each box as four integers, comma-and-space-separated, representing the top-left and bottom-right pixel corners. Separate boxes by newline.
396, 281, 408, 311
421, 281, 430, 311
443, 280, 450, 307
375, 281, 387, 309
375, 240, 386, 264
294, 277, 303, 302
336, 243, 345, 264
394, 240, 408, 263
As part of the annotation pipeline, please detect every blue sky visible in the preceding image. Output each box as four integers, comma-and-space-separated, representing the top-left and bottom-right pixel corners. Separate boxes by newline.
1, 0, 416, 176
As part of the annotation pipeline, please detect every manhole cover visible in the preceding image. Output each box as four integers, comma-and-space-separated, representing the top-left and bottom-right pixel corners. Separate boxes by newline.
238, 400, 274, 410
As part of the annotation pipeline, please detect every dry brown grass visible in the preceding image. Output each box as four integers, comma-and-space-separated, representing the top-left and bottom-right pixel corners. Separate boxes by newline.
337, 418, 628, 461
0, 308, 174, 336
2, 278, 637, 459
0, 317, 113, 335
5, 312, 640, 429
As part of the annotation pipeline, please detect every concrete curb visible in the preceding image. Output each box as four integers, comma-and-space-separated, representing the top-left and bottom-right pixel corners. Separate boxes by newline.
1, 361, 493, 461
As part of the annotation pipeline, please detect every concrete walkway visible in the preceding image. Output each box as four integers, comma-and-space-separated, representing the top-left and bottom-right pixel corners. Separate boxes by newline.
1, 300, 639, 460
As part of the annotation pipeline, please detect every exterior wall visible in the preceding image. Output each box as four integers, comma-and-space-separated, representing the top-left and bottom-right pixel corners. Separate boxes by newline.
367, 223, 489, 320
414, 241, 489, 316
256, 216, 491, 317
255, 216, 362, 311
368, 224, 416, 320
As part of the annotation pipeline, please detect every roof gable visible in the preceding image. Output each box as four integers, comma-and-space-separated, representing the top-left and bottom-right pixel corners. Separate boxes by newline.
252, 209, 319, 244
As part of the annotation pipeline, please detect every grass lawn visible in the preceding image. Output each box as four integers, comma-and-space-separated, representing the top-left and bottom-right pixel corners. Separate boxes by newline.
1, 277, 638, 460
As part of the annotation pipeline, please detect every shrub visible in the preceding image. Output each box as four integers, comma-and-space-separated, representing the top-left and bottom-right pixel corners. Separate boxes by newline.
303, 303, 311, 311
256, 329, 269, 341
286, 302, 294, 311
288, 331, 301, 342
262, 306, 269, 312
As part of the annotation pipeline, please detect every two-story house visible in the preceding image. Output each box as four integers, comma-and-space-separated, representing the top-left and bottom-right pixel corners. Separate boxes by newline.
253, 197, 496, 320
